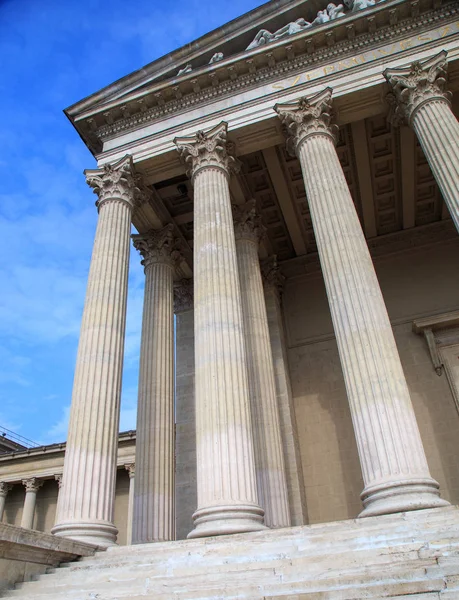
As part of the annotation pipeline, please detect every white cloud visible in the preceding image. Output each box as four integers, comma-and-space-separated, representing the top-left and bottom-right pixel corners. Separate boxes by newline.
42, 404, 71, 444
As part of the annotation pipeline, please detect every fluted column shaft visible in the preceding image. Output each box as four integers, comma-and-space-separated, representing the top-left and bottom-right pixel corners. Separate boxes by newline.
262, 259, 307, 526
175, 123, 265, 538
411, 102, 459, 230
132, 225, 178, 543
0, 483, 12, 522
385, 51, 459, 232
52, 156, 143, 546
275, 90, 448, 517
21, 479, 42, 529
234, 203, 290, 528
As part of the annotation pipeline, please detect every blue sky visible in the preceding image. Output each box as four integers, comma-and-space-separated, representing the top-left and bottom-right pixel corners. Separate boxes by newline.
0, 0, 265, 445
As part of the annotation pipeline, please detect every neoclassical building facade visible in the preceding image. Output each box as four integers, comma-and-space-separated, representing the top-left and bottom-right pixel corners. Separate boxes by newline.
2, 0, 459, 596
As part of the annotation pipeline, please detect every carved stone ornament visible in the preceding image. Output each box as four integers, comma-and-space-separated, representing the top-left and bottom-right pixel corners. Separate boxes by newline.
233, 199, 266, 244
173, 278, 194, 313
22, 477, 44, 493
54, 474, 63, 489
124, 463, 136, 478
85, 154, 149, 210
261, 255, 285, 297
132, 223, 184, 271
0, 481, 13, 496
209, 52, 224, 64
245, 0, 376, 50
384, 50, 452, 125
174, 122, 241, 181
274, 88, 339, 156
177, 64, 193, 76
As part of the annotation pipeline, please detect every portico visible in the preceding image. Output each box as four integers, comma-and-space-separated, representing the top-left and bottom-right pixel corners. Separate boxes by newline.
46, 0, 459, 549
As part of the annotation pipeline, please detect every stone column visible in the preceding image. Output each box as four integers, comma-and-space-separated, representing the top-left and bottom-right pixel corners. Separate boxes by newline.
131, 225, 181, 544
233, 201, 290, 528
275, 90, 449, 517
384, 51, 459, 232
124, 463, 135, 545
21, 478, 43, 529
261, 257, 308, 526
174, 123, 265, 538
52, 155, 146, 546
174, 278, 198, 540
0, 482, 13, 522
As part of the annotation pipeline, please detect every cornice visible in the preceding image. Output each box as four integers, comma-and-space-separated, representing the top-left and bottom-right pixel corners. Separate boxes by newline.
79, 0, 457, 153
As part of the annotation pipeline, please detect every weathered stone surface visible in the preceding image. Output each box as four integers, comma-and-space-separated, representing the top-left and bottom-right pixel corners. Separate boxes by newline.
174, 123, 265, 538
3, 507, 459, 599
52, 155, 140, 547
275, 88, 448, 518
385, 51, 459, 233
234, 202, 290, 529
132, 225, 182, 543
0, 523, 97, 593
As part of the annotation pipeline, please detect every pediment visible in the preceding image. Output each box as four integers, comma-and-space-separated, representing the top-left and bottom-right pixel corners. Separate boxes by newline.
65, 0, 349, 120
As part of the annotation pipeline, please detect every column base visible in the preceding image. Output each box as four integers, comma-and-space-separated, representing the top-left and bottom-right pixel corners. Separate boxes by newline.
51, 520, 118, 547
359, 477, 450, 518
187, 504, 267, 539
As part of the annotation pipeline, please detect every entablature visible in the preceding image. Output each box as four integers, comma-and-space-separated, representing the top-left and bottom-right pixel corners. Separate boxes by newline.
68, 0, 458, 160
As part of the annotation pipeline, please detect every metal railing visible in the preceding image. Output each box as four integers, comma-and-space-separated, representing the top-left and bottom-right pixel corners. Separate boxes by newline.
0, 426, 40, 449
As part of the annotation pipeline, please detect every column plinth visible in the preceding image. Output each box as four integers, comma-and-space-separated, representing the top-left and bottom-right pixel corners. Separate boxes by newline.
234, 201, 290, 528
275, 90, 448, 518
174, 123, 265, 538
131, 225, 180, 543
52, 155, 146, 546
385, 51, 459, 232
21, 478, 43, 529
0, 482, 13, 522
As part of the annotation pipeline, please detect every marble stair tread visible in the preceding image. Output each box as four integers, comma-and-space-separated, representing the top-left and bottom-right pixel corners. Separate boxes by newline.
4, 507, 459, 600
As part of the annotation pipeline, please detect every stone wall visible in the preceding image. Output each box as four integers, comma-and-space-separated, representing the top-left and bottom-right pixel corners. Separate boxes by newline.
285, 237, 459, 523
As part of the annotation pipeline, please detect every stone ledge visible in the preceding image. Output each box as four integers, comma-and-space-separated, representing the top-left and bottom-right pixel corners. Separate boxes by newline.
0, 524, 100, 595
0, 523, 98, 566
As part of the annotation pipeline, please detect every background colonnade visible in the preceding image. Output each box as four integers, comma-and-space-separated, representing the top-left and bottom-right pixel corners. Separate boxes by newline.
48, 51, 458, 547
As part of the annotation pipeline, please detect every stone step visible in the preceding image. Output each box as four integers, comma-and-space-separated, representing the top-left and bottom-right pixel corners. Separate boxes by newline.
4, 508, 459, 600
15, 544, 433, 591
4, 564, 447, 600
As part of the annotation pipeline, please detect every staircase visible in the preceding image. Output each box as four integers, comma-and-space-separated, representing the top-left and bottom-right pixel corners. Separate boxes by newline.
4, 507, 459, 599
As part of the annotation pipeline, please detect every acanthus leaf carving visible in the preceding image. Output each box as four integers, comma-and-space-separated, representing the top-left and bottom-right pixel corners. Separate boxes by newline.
233, 199, 266, 244
174, 122, 241, 181
274, 88, 339, 155
124, 463, 136, 478
22, 477, 43, 493
173, 278, 194, 313
384, 50, 452, 125
132, 223, 184, 271
261, 255, 285, 298
0, 481, 13, 496
85, 155, 149, 211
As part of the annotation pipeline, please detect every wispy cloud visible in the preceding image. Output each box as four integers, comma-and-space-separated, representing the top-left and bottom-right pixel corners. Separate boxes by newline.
0, 0, 265, 443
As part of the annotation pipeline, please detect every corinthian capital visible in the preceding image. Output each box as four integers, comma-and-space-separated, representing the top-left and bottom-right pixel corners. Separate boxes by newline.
233, 200, 266, 244
174, 122, 241, 181
261, 255, 285, 298
22, 477, 43, 493
85, 155, 149, 210
132, 224, 184, 271
384, 51, 452, 125
0, 482, 13, 496
174, 278, 194, 313
274, 88, 338, 155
